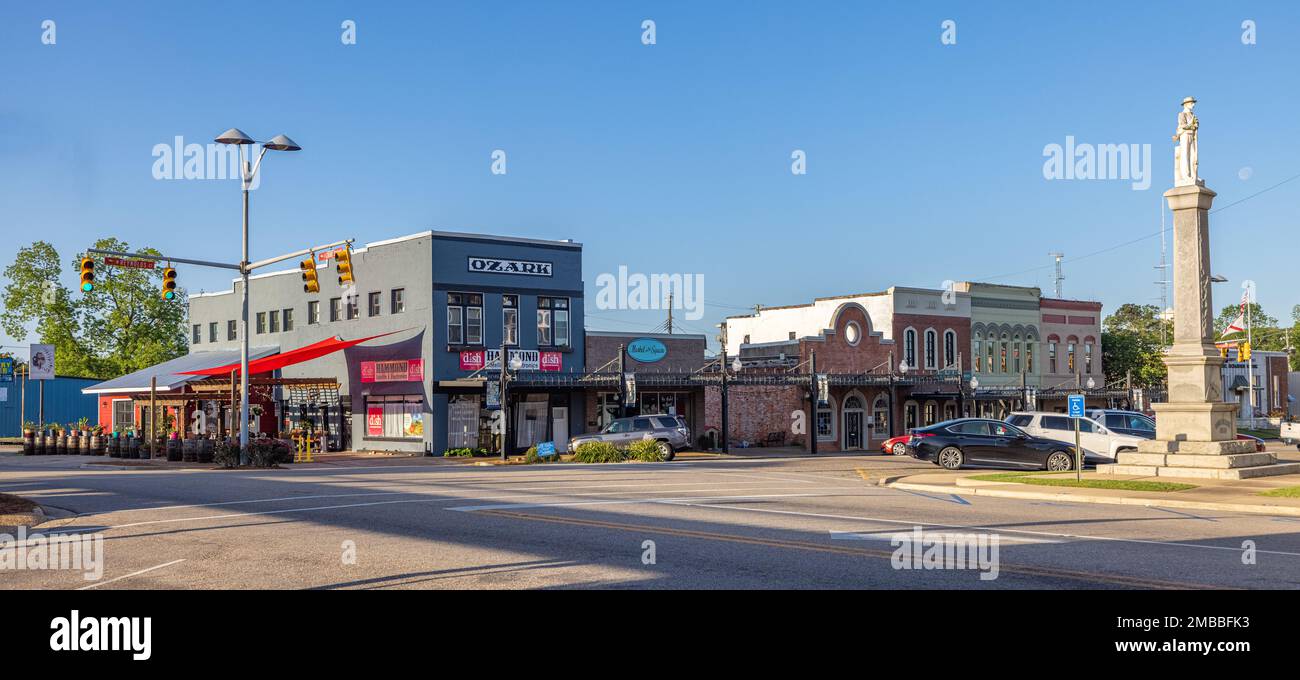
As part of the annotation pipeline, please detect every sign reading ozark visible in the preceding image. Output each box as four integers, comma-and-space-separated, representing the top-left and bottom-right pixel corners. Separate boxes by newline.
467, 256, 553, 277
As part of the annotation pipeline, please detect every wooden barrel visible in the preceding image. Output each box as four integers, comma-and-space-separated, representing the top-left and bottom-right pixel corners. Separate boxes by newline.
197, 438, 214, 464
35, 434, 45, 455
22, 433, 34, 455
80, 434, 91, 454
90, 435, 103, 455
127, 437, 140, 459
180, 438, 196, 462
107, 436, 119, 458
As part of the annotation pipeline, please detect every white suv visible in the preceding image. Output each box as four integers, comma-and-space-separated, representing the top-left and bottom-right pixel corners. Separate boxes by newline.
1005, 411, 1145, 462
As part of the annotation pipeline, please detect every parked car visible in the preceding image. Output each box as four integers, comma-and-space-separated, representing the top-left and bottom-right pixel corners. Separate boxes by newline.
569, 414, 690, 461
1087, 409, 1157, 439
1237, 433, 1266, 452
907, 418, 1080, 471
1006, 411, 1145, 463
882, 434, 911, 455
1282, 421, 1300, 448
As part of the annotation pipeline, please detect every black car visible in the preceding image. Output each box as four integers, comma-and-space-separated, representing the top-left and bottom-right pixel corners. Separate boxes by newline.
908, 418, 1080, 471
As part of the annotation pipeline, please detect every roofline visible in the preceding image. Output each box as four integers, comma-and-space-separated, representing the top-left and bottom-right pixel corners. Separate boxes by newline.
430, 230, 582, 249
586, 330, 706, 340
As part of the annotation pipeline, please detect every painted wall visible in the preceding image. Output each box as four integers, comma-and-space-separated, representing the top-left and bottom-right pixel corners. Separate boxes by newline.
0, 376, 101, 437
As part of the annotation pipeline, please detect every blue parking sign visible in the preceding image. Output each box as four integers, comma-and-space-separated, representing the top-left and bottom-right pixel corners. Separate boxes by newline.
1068, 394, 1085, 418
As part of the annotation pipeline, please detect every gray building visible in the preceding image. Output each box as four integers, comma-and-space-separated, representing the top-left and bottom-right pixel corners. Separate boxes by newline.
188, 230, 585, 455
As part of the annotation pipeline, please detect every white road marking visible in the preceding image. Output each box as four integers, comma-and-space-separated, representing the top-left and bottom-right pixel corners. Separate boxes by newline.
829, 529, 1062, 545
449, 492, 835, 512
77, 559, 186, 590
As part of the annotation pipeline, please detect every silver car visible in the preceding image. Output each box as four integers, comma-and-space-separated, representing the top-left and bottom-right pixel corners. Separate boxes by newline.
570, 414, 690, 461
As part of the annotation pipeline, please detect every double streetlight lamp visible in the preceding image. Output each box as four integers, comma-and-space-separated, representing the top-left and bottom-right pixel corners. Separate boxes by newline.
214, 128, 301, 460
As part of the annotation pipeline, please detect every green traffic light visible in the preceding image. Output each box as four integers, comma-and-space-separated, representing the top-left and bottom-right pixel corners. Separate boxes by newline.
81, 283, 93, 292
163, 291, 175, 300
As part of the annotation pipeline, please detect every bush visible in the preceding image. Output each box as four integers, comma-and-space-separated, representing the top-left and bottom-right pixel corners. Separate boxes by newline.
626, 438, 665, 462
213, 440, 240, 468
572, 441, 626, 463
442, 447, 485, 458
247, 438, 293, 468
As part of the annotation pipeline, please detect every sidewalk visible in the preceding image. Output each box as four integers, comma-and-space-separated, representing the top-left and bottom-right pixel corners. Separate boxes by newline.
884, 468, 1300, 517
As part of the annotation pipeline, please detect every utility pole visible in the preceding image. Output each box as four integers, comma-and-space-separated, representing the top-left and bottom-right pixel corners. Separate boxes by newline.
809, 351, 818, 456
1049, 252, 1065, 298
717, 324, 729, 453
1247, 297, 1255, 420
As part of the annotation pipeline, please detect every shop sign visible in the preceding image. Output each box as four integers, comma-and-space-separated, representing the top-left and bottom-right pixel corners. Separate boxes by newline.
361, 359, 424, 383
485, 380, 500, 409
460, 350, 485, 371
0, 357, 12, 382
467, 256, 553, 277
29, 344, 55, 381
366, 407, 384, 436
627, 338, 667, 363
471, 349, 563, 372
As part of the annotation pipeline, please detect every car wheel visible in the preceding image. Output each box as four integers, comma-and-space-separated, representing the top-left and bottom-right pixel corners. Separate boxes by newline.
937, 447, 963, 470
1046, 451, 1073, 472
892, 442, 907, 456
657, 440, 675, 462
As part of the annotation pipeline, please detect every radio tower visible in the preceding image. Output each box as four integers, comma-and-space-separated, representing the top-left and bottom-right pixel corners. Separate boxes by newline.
1048, 252, 1065, 298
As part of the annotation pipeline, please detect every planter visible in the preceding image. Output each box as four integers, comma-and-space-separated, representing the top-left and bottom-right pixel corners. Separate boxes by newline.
68, 434, 80, 455
90, 435, 104, 456
108, 436, 121, 458
80, 433, 91, 454
127, 437, 140, 460
172, 438, 188, 462
55, 435, 65, 455
35, 434, 45, 455
197, 438, 214, 464
22, 432, 34, 455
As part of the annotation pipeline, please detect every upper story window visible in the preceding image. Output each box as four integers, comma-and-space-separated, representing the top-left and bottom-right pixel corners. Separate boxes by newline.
944, 330, 956, 368
391, 288, 405, 314
502, 294, 519, 346
283, 308, 294, 332
308, 301, 320, 325
227, 320, 237, 341
330, 297, 342, 322
923, 329, 937, 369
268, 310, 280, 333
903, 328, 916, 368
256, 312, 266, 335
346, 295, 359, 320
192, 324, 201, 344
448, 292, 483, 345
1084, 342, 1094, 373
972, 333, 982, 373
368, 292, 381, 317
538, 296, 569, 347
208, 322, 217, 343
1048, 341, 1058, 373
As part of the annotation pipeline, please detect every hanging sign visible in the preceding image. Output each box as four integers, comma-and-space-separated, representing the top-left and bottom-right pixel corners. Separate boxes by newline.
816, 373, 829, 407
624, 373, 637, 406
485, 380, 500, 409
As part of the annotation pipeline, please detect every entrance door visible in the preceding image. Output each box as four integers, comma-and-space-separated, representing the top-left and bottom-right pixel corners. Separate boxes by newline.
843, 411, 863, 450
552, 406, 569, 452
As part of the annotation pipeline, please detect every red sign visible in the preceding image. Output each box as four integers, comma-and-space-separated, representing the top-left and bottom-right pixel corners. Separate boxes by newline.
366, 407, 384, 436
459, 351, 485, 371
315, 249, 346, 262
360, 359, 424, 383
103, 257, 156, 270
540, 351, 562, 372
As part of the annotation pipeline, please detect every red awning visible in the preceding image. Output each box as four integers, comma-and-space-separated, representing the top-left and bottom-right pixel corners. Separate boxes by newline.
178, 331, 401, 376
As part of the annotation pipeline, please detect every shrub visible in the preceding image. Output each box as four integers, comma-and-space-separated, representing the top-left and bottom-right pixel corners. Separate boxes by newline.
247, 438, 293, 468
572, 441, 626, 463
626, 438, 665, 462
523, 446, 541, 464
442, 447, 475, 458
213, 440, 240, 468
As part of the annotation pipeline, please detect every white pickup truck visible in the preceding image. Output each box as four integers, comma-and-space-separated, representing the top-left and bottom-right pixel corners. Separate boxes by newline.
1281, 421, 1300, 448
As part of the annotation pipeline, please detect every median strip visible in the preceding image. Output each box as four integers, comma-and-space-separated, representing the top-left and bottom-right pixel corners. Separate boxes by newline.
967, 472, 1196, 493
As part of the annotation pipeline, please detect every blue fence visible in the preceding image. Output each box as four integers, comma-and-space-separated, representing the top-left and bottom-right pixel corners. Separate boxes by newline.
0, 376, 102, 437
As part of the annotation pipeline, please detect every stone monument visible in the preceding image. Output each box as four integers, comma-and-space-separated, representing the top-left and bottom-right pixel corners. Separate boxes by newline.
1098, 98, 1300, 479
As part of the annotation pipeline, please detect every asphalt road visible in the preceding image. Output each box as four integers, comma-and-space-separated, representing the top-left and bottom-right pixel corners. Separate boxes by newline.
2, 452, 1299, 589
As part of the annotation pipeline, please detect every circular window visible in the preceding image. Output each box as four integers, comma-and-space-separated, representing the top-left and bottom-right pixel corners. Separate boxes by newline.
845, 321, 861, 346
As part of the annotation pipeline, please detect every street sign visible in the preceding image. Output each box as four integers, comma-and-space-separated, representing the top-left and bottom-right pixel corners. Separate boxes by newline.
536, 441, 557, 458
103, 256, 156, 269
485, 380, 500, 409
1067, 393, 1085, 418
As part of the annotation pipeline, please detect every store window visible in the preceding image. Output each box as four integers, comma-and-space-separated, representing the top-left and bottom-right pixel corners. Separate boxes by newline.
816, 399, 835, 442
391, 288, 405, 314
208, 322, 217, 343
256, 312, 266, 334
330, 297, 342, 322
368, 292, 381, 317
924, 402, 938, 426
112, 400, 134, 432
596, 392, 621, 429
447, 396, 479, 449
538, 297, 569, 347
447, 292, 483, 345
227, 320, 237, 341
904, 402, 919, 430
364, 395, 424, 439
502, 294, 519, 346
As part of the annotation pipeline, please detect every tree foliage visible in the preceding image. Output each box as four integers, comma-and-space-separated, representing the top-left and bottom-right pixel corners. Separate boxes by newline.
2, 239, 188, 378
1101, 303, 1167, 387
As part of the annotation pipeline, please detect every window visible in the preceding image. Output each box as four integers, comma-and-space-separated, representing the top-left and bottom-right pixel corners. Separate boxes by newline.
924, 329, 937, 369
904, 328, 917, 368
538, 297, 569, 346
447, 292, 483, 345
208, 322, 217, 343
330, 297, 342, 322
1041, 416, 1071, 431
973, 334, 982, 373
1026, 342, 1034, 372
346, 295, 359, 320
268, 310, 280, 333
1049, 342, 1057, 373
308, 301, 320, 325
283, 308, 294, 332
1067, 342, 1077, 373
951, 420, 992, 434
986, 340, 995, 374
1084, 342, 1093, 373
227, 320, 237, 341
923, 402, 937, 425
192, 324, 201, 344
368, 292, 381, 317
944, 330, 956, 368
502, 294, 519, 346
999, 334, 1009, 372
364, 395, 424, 439
845, 321, 861, 346
816, 400, 835, 442
1013, 335, 1022, 373
1006, 415, 1033, 427
256, 312, 266, 334
112, 400, 135, 432
391, 288, 405, 314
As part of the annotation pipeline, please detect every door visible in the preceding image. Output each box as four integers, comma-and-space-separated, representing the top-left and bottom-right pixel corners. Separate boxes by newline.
552, 406, 569, 452
843, 411, 863, 450
984, 421, 1038, 468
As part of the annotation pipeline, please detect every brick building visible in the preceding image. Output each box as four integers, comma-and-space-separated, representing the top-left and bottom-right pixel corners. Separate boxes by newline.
582, 331, 708, 438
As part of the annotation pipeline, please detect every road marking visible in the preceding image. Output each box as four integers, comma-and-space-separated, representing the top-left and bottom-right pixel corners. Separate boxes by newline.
891, 488, 971, 505
667, 500, 1300, 558
448, 492, 835, 512
829, 530, 1062, 545
77, 559, 186, 590
1147, 506, 1218, 522
476, 509, 1226, 590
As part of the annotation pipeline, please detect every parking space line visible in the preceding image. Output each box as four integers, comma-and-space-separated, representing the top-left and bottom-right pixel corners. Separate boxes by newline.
77, 559, 186, 590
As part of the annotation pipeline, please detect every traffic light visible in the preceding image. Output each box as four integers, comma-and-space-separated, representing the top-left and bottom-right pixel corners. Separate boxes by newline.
335, 247, 354, 286
1219, 345, 1229, 359
79, 257, 95, 293
300, 257, 320, 293
1239, 342, 1251, 362
161, 267, 177, 300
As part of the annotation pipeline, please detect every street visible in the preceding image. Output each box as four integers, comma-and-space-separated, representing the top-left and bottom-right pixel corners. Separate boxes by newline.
3, 453, 1298, 589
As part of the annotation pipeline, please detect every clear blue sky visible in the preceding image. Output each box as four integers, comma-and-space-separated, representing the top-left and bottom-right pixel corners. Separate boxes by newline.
3, 1, 1298, 357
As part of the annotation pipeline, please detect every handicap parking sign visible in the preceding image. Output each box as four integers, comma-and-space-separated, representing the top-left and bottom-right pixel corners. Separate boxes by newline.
1068, 394, 1085, 418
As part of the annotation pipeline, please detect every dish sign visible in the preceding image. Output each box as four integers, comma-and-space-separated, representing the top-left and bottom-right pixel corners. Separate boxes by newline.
462, 350, 562, 372
360, 359, 424, 383
627, 338, 667, 363
366, 407, 384, 436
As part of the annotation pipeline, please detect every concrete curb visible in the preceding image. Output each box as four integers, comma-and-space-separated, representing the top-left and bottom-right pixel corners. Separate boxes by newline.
887, 481, 1300, 517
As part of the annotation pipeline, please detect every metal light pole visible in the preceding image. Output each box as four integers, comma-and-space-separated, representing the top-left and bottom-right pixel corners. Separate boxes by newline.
215, 129, 301, 463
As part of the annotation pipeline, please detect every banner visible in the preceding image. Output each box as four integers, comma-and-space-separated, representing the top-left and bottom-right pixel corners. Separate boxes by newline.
366, 407, 384, 436
360, 359, 424, 383
465, 349, 564, 372
29, 344, 54, 380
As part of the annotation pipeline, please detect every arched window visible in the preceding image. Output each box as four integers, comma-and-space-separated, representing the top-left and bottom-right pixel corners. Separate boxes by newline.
1013, 334, 1022, 373
904, 328, 917, 368
1000, 333, 1009, 372
904, 401, 919, 430
844, 395, 863, 410
872, 395, 889, 437
1067, 336, 1078, 373
924, 329, 937, 369
944, 329, 956, 369
1084, 337, 1095, 374
973, 332, 982, 373
924, 401, 938, 426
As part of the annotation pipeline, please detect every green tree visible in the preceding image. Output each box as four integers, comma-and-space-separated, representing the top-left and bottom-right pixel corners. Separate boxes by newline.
2, 239, 188, 378
1101, 304, 1167, 387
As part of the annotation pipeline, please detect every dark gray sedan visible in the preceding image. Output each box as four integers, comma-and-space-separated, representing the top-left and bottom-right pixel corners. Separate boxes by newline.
569, 414, 690, 460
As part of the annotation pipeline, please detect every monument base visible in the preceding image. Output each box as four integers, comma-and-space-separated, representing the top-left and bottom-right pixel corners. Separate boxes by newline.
1097, 439, 1300, 480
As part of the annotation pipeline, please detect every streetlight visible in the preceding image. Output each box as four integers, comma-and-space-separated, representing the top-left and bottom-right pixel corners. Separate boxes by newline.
968, 376, 979, 417
1086, 377, 1096, 390
214, 128, 301, 462
499, 351, 524, 461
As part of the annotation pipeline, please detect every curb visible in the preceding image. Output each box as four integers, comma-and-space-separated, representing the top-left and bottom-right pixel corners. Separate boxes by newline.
887, 481, 1300, 517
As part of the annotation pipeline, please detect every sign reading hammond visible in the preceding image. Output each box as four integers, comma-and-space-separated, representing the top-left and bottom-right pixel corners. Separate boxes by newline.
627, 338, 667, 363
468, 256, 552, 277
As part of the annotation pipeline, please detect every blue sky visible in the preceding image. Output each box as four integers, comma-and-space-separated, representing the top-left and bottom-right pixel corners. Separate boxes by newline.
2, 1, 1299, 356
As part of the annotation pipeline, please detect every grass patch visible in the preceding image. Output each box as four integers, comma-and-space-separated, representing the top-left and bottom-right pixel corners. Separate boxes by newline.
968, 472, 1196, 492
1238, 428, 1280, 440
1258, 486, 1300, 498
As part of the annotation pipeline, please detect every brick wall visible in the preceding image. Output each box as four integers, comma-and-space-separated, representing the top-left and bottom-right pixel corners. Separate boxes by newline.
892, 312, 971, 372
585, 333, 706, 372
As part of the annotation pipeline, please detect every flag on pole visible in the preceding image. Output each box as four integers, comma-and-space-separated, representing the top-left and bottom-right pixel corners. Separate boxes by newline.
1219, 288, 1249, 339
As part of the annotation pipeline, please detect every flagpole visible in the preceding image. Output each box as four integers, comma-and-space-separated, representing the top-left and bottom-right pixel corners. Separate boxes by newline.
1246, 293, 1255, 422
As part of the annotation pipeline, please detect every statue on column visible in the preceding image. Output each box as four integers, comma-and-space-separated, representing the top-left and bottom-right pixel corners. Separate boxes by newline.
1173, 96, 1201, 186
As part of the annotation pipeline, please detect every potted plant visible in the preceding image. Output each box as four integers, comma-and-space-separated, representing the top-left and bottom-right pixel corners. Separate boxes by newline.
53, 423, 67, 454
249, 404, 265, 437
89, 424, 105, 455
67, 422, 81, 455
